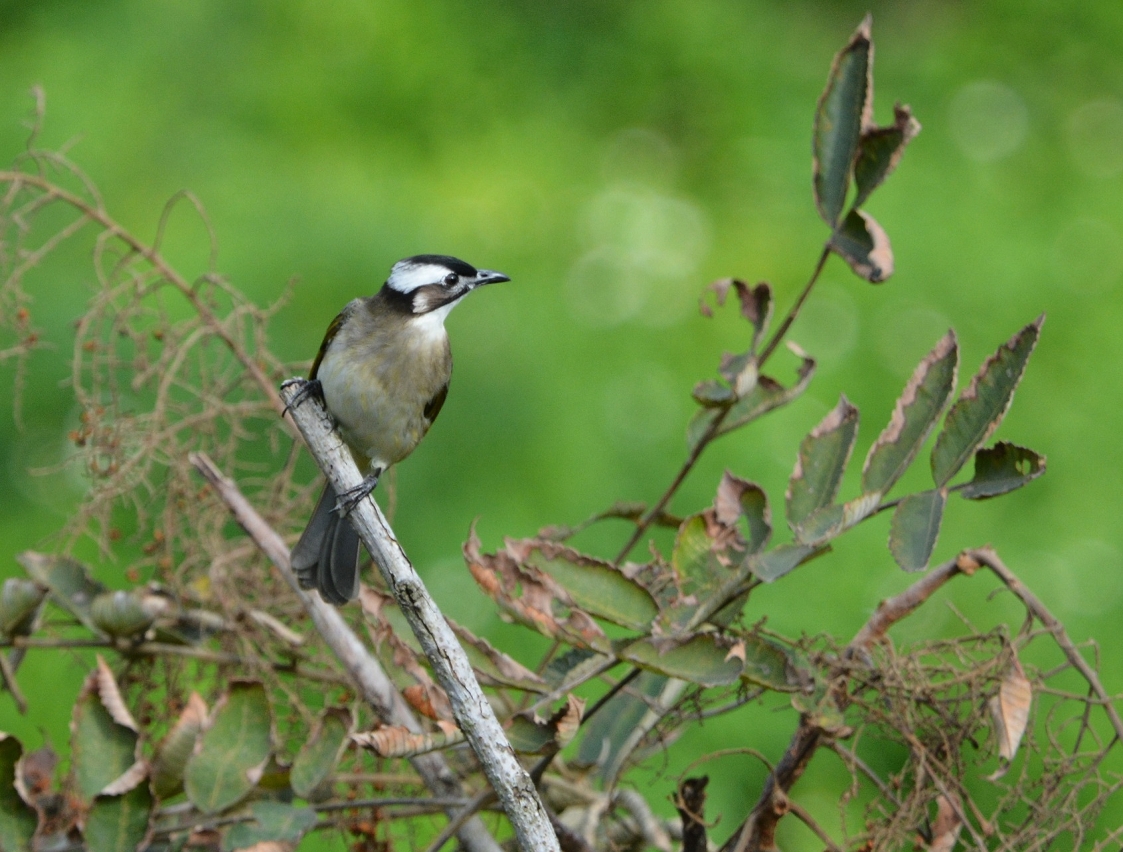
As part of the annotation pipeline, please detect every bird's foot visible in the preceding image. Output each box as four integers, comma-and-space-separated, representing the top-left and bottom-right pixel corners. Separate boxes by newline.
335, 470, 382, 516
283, 378, 324, 416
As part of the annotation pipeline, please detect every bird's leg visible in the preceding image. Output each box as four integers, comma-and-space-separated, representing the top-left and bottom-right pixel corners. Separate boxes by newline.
283, 378, 325, 416
335, 467, 383, 516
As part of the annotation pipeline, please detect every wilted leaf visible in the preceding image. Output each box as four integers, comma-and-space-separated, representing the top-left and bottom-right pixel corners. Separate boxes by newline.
687, 355, 816, 452
702, 279, 773, 352
715, 472, 771, 554
506, 695, 586, 755
931, 317, 1044, 487
221, 802, 317, 852
352, 722, 462, 759
960, 442, 1046, 500
465, 530, 609, 651
990, 659, 1032, 764
829, 208, 894, 282
853, 103, 922, 208
787, 396, 860, 529
90, 591, 155, 639
71, 660, 142, 803
151, 692, 208, 800
448, 620, 548, 693
0, 580, 45, 638
863, 331, 958, 496
290, 708, 351, 799
928, 794, 963, 852
184, 681, 272, 814
526, 541, 659, 631
0, 735, 36, 852
16, 552, 106, 633
85, 785, 153, 852
813, 15, 873, 226
889, 489, 946, 572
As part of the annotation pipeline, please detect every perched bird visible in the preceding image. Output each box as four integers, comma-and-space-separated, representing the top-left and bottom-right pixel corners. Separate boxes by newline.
290, 254, 510, 604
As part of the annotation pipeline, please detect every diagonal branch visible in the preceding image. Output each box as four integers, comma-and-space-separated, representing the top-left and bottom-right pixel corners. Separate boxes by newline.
190, 451, 501, 852
277, 382, 559, 852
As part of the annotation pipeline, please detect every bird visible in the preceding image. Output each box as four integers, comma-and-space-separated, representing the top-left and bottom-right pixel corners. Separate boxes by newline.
289, 254, 511, 604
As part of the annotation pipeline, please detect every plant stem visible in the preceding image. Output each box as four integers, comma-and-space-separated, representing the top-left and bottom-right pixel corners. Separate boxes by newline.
615, 242, 833, 564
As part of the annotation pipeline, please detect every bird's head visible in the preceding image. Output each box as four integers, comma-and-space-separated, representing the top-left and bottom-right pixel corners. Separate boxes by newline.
384, 255, 510, 316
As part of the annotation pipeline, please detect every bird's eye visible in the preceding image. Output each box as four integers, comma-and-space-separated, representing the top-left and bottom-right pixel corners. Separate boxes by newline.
443, 273, 459, 286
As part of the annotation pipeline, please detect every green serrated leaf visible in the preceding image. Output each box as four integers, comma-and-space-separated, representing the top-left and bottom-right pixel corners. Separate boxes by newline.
813, 15, 873, 226
221, 801, 317, 852
290, 708, 351, 799
931, 317, 1044, 487
71, 670, 140, 803
0, 735, 36, 852
787, 396, 860, 529
151, 693, 207, 800
16, 552, 107, 633
863, 330, 959, 495
853, 103, 921, 208
672, 514, 724, 597
750, 543, 818, 582
184, 681, 272, 814
688, 356, 816, 452
889, 489, 947, 572
960, 442, 1046, 500
621, 632, 790, 689
85, 785, 153, 852
527, 543, 659, 631
829, 209, 894, 282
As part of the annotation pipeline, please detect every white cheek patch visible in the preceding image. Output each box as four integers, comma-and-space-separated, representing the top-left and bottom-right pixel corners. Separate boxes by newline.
387, 262, 449, 294
409, 299, 461, 344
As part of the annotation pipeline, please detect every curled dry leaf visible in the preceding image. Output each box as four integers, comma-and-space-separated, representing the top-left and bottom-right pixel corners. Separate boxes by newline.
352, 723, 464, 759
464, 527, 612, 648
927, 793, 963, 852
990, 658, 1032, 766
95, 655, 138, 732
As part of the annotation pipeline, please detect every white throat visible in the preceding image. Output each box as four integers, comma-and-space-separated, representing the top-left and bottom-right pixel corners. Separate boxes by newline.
409, 298, 460, 344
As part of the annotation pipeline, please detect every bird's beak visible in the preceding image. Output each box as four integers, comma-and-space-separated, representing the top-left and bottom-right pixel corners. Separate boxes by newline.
473, 269, 511, 287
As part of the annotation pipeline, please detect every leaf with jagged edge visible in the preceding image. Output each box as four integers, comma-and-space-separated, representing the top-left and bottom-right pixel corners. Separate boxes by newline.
0, 735, 36, 852
700, 279, 773, 353
863, 330, 958, 496
71, 658, 143, 804
151, 692, 208, 799
787, 396, 860, 530
931, 317, 1044, 487
829, 209, 894, 282
687, 354, 816, 452
853, 103, 921, 208
290, 708, 352, 799
715, 472, 771, 555
889, 488, 946, 572
960, 442, 1046, 500
813, 15, 873, 227
184, 681, 272, 815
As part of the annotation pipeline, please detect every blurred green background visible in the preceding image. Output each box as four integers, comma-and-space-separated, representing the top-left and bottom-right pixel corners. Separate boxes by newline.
1, 0, 1121, 847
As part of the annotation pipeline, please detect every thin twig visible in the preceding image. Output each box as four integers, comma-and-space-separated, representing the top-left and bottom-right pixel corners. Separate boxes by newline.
615, 242, 832, 563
